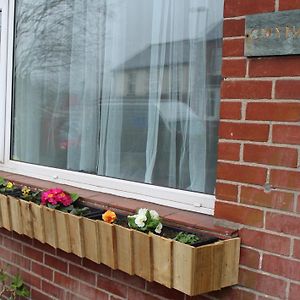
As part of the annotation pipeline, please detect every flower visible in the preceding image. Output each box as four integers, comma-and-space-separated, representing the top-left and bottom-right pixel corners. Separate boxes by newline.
137, 208, 148, 216
6, 182, 14, 189
150, 210, 159, 220
102, 210, 117, 223
41, 188, 72, 207
135, 214, 147, 227
21, 186, 31, 197
155, 222, 163, 234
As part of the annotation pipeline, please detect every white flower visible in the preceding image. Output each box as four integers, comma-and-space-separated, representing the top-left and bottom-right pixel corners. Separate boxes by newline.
155, 222, 163, 234
135, 214, 147, 227
149, 210, 159, 220
137, 208, 148, 217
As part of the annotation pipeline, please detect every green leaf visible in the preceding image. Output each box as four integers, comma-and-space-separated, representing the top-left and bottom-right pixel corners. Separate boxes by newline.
70, 193, 79, 202
0, 177, 5, 186
11, 274, 23, 289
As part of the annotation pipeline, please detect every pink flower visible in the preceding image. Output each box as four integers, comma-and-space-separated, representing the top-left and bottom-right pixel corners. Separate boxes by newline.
41, 188, 72, 207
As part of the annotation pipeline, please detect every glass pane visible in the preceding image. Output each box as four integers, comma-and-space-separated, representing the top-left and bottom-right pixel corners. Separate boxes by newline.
12, 0, 223, 194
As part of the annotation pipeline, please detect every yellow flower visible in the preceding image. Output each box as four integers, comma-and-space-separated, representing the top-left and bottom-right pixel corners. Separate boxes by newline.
21, 186, 31, 196
6, 182, 14, 189
102, 210, 117, 224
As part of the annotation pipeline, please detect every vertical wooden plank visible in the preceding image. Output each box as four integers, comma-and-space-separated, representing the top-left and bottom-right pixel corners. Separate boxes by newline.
0, 194, 11, 231
133, 230, 152, 281
220, 238, 241, 288
115, 224, 134, 275
150, 233, 172, 288
31, 202, 45, 243
172, 241, 193, 294
55, 210, 71, 253
42, 206, 58, 248
8, 196, 23, 234
68, 214, 85, 257
191, 241, 224, 296
82, 218, 100, 263
20, 200, 33, 238
97, 221, 117, 269
0, 196, 2, 227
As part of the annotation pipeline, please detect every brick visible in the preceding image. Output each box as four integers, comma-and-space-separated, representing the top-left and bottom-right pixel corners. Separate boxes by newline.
240, 186, 294, 211
215, 182, 238, 202
219, 122, 269, 141
239, 228, 291, 255
266, 212, 300, 237
224, 0, 275, 17
220, 102, 242, 120
97, 275, 127, 298
215, 202, 264, 227
239, 268, 287, 298
246, 102, 300, 122
146, 282, 185, 300
243, 144, 298, 167
82, 258, 111, 277
45, 254, 68, 273
56, 249, 82, 265
54, 272, 78, 291
223, 39, 244, 57
217, 162, 267, 185
290, 283, 300, 300
270, 169, 300, 191
273, 125, 300, 145
223, 19, 245, 37
276, 80, 300, 99
78, 282, 109, 300
222, 59, 246, 77
218, 142, 240, 161
20, 270, 41, 289
249, 56, 300, 77
128, 287, 161, 300
0, 246, 11, 261
42, 281, 65, 299
69, 264, 96, 285
22, 245, 43, 262
112, 270, 145, 289
209, 287, 256, 300
66, 292, 85, 300
10, 252, 31, 269
221, 80, 272, 99
31, 289, 53, 300
32, 262, 53, 281
293, 239, 300, 259
262, 254, 300, 281
3, 237, 22, 253
239, 247, 260, 268
279, 0, 300, 10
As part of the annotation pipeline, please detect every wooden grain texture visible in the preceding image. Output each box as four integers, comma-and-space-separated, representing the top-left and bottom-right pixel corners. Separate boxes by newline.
68, 214, 85, 257
115, 224, 134, 275
0, 194, 11, 230
133, 230, 152, 281
55, 210, 71, 253
82, 218, 100, 263
42, 206, 58, 248
0, 197, 2, 227
20, 200, 33, 238
220, 237, 241, 288
150, 233, 172, 288
31, 202, 45, 243
8, 196, 23, 234
98, 221, 117, 269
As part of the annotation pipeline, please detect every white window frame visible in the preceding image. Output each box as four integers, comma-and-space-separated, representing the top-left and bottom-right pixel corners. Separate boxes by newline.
0, 0, 216, 215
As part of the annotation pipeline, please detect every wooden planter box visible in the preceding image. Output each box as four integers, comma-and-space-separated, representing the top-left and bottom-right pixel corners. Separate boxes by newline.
0, 194, 240, 296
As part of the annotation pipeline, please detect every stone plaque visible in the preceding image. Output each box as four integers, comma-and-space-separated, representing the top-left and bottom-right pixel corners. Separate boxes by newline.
245, 9, 300, 57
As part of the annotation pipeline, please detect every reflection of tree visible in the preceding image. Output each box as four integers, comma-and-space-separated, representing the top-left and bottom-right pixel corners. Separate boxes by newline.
14, 0, 111, 76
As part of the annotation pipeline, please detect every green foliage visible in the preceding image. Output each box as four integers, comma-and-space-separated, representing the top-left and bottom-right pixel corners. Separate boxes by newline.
0, 269, 30, 299
173, 231, 200, 245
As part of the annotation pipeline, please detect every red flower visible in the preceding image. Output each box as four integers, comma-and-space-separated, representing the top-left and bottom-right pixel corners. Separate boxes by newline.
41, 188, 72, 207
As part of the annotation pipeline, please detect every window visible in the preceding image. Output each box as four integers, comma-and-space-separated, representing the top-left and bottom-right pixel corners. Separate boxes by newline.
2, 0, 223, 214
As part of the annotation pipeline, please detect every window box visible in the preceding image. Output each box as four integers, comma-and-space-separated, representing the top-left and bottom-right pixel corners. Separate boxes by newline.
0, 194, 240, 296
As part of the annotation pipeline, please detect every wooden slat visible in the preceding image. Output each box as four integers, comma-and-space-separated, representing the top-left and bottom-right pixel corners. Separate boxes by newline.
82, 218, 100, 263
0, 196, 2, 227
31, 202, 45, 243
8, 196, 23, 234
68, 214, 85, 257
220, 238, 241, 288
97, 221, 117, 269
55, 210, 71, 253
42, 206, 58, 248
0, 194, 11, 230
20, 200, 33, 238
115, 224, 134, 275
191, 241, 224, 295
150, 233, 172, 288
133, 230, 152, 281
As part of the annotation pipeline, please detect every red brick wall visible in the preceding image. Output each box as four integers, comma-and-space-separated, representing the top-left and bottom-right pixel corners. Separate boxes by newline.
215, 0, 300, 299
1, 0, 300, 299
